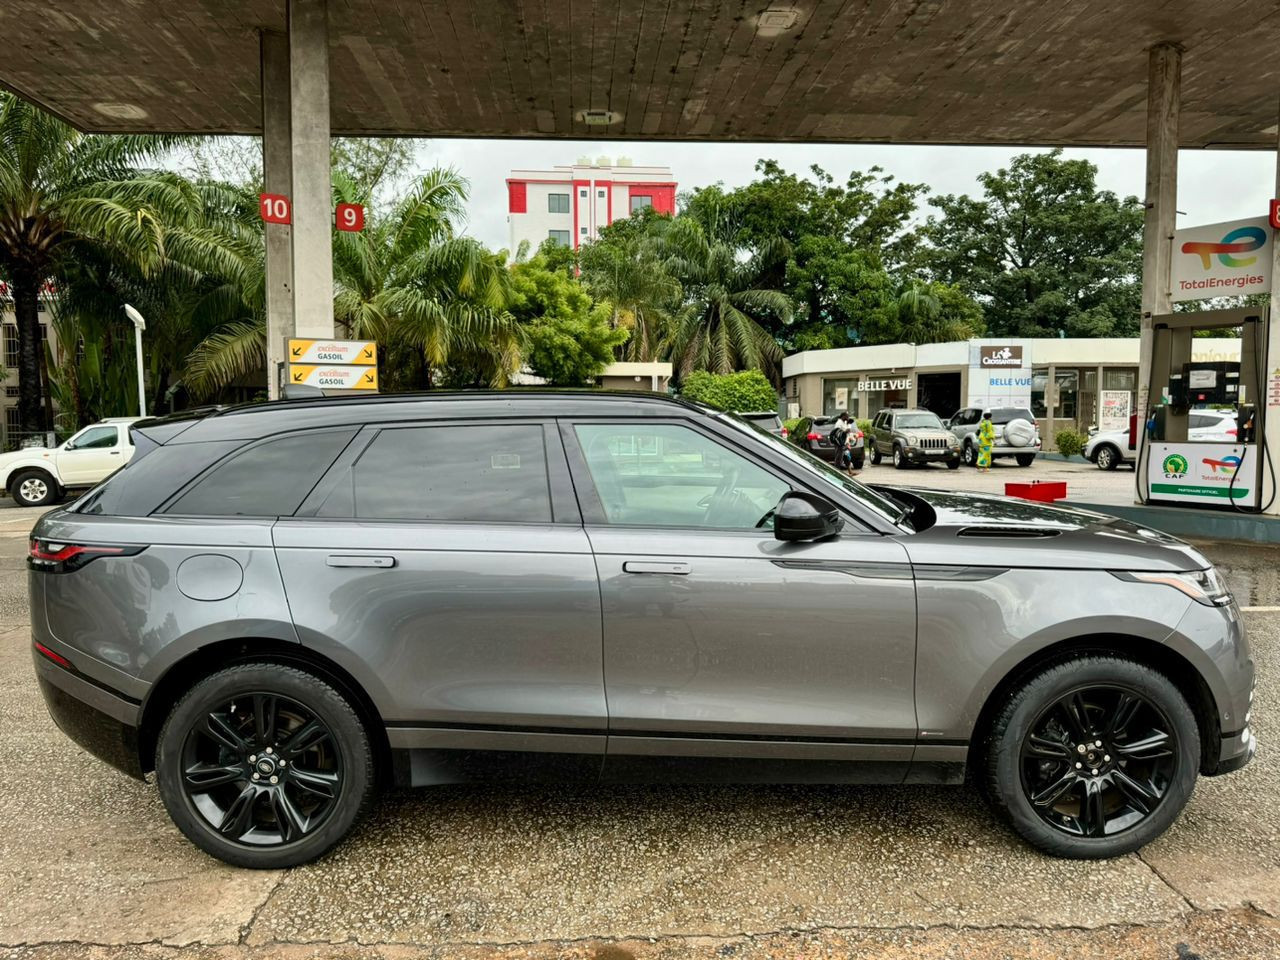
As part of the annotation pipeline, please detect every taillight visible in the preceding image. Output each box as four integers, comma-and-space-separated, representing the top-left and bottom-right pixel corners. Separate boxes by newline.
34, 641, 72, 669
28, 538, 142, 573
856, 430, 864, 439
781, 427, 788, 438
807, 432, 821, 441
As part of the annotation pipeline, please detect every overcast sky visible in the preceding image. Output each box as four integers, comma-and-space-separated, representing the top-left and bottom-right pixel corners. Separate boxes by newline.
408, 139, 1276, 252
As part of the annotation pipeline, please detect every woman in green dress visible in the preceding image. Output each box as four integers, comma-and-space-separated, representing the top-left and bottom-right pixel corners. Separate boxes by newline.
977, 411, 996, 472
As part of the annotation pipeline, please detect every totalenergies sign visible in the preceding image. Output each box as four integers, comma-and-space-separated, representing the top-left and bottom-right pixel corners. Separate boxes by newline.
1171, 216, 1272, 302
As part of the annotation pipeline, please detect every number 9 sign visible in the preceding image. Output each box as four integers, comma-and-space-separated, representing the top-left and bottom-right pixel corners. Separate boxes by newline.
336, 202, 365, 232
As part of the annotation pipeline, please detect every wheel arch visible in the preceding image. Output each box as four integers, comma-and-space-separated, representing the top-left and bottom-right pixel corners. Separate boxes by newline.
967, 633, 1221, 777
7, 463, 59, 494
136, 637, 393, 785
1092, 441, 1122, 464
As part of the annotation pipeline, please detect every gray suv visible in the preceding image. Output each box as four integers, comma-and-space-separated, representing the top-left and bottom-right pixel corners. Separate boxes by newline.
868, 408, 961, 469
31, 392, 1254, 868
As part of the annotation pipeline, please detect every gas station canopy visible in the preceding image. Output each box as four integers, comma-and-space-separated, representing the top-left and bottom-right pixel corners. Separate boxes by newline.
1, 0, 1277, 147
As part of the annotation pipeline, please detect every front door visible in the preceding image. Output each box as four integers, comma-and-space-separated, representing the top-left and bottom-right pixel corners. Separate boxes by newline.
563, 418, 918, 777
274, 419, 607, 764
57, 424, 124, 485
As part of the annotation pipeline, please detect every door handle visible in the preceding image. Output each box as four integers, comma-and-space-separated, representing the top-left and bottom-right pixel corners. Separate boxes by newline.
326, 555, 396, 568
623, 560, 691, 575
109, 450, 121, 455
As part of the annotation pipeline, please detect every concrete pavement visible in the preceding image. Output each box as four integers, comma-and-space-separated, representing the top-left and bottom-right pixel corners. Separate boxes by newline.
0, 501, 1275, 958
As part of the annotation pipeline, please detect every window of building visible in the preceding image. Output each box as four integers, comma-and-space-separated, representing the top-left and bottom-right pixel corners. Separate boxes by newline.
580, 226, 588, 235
547, 230, 570, 246
321, 424, 552, 523
3, 326, 16, 368
821, 378, 860, 418
597, 189, 605, 198
1103, 368, 1137, 391
630, 195, 653, 213
547, 193, 570, 214
165, 430, 356, 517
4, 407, 19, 445
573, 422, 788, 529
579, 189, 588, 198
4, 386, 17, 398
1032, 369, 1079, 420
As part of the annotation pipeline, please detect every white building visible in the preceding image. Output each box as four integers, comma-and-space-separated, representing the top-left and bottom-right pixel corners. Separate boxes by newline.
506, 157, 676, 256
0, 282, 58, 449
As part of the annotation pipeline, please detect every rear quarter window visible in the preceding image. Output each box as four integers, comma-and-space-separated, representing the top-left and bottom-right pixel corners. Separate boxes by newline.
163, 430, 357, 517
74, 440, 243, 516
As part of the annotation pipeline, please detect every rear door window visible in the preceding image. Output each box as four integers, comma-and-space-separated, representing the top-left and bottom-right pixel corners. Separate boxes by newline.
317, 423, 553, 523
991, 407, 1035, 424
164, 430, 357, 517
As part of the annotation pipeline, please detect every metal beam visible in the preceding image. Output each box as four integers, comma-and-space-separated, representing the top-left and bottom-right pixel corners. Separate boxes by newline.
1136, 42, 1181, 501
287, 0, 334, 339
260, 29, 293, 399
1265, 90, 1280, 516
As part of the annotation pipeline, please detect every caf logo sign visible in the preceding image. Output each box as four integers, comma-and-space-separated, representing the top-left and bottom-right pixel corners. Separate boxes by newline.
1162, 454, 1189, 478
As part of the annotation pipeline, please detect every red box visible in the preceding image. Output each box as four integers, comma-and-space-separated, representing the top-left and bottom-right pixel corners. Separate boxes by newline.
1005, 480, 1067, 503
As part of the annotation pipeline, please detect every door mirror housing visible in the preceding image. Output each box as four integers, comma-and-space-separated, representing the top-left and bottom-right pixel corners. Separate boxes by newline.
941, 419, 951, 429
773, 491, 843, 542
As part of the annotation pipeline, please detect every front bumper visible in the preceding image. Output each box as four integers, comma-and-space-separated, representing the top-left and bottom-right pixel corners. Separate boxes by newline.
902, 446, 960, 464
33, 644, 146, 780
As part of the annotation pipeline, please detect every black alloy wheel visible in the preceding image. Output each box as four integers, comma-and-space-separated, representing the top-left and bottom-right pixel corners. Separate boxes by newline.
984, 655, 1198, 859
180, 692, 343, 846
1019, 685, 1177, 839
157, 663, 373, 868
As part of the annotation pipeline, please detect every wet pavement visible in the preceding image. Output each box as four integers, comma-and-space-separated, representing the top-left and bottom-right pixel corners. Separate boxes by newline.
0, 507, 1275, 958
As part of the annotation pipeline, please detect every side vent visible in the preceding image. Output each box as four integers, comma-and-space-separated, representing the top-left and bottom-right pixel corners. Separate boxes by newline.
957, 526, 1062, 539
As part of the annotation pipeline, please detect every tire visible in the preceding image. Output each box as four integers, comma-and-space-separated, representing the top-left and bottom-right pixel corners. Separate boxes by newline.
870, 444, 882, 466
1016, 454, 1035, 467
983, 655, 1199, 859
156, 663, 374, 869
1094, 444, 1120, 471
10, 469, 59, 507
947, 458, 960, 470
892, 445, 907, 469
852, 453, 864, 470
962, 440, 977, 467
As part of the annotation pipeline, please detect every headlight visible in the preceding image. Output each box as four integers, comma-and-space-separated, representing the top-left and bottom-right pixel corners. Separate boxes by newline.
907, 434, 919, 446
1111, 568, 1233, 607
948, 434, 959, 448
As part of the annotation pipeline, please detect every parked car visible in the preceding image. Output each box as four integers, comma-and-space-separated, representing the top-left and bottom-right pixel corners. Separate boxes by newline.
1085, 410, 1238, 471
868, 408, 961, 469
32, 392, 1253, 868
946, 406, 1041, 467
0, 418, 139, 507
738, 411, 787, 440
802, 415, 864, 468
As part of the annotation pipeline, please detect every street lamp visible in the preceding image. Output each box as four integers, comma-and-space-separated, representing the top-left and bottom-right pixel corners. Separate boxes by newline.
123, 304, 147, 417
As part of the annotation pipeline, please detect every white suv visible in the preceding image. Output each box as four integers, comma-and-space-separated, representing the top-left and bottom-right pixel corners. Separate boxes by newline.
0, 418, 139, 507
1084, 410, 1237, 470
945, 406, 1042, 467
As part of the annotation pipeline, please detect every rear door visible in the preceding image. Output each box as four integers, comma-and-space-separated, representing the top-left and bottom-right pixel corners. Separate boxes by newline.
274, 419, 607, 761
57, 424, 124, 485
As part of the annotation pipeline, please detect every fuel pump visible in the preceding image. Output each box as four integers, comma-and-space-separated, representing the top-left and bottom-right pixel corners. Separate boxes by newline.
1136, 306, 1275, 512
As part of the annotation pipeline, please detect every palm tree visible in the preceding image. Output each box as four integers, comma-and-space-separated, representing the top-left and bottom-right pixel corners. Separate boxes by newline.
0, 93, 189, 432
893, 278, 981, 344
577, 222, 679, 362
661, 216, 789, 378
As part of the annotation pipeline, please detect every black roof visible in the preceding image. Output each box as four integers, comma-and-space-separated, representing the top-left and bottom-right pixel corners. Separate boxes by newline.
139, 390, 713, 445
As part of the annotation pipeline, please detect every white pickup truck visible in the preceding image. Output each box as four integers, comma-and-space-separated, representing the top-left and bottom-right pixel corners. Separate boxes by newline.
0, 418, 140, 507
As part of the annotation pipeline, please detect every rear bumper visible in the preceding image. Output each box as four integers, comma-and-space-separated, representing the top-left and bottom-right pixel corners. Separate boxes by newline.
33, 646, 146, 780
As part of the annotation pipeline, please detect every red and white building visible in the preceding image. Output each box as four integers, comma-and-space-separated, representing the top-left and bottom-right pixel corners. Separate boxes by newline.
506, 157, 676, 255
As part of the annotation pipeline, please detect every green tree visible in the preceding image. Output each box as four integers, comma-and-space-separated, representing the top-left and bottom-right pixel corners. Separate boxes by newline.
661, 214, 789, 378
679, 370, 778, 411
0, 93, 191, 431
890, 279, 985, 345
922, 149, 1143, 338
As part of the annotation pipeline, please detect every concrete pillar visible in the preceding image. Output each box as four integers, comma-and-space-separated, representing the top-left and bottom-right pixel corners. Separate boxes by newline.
260, 30, 294, 399
1137, 43, 1181, 434
1095, 363, 1104, 430
1264, 91, 1280, 516
1045, 363, 1057, 452
288, 0, 334, 339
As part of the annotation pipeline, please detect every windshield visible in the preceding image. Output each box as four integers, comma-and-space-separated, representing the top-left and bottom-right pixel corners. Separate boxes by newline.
896, 413, 943, 429
718, 412, 907, 527
992, 407, 1035, 424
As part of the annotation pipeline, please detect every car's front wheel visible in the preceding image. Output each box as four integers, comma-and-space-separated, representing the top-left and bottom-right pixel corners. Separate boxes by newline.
11, 469, 59, 507
983, 655, 1198, 859
870, 444, 882, 465
156, 663, 374, 869
1094, 444, 1121, 471
892, 445, 907, 469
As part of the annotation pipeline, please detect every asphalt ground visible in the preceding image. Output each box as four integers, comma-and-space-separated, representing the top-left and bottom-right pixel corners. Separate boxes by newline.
0, 493, 1276, 959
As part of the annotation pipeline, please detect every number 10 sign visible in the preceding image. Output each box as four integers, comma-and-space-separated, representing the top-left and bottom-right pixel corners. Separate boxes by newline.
259, 193, 291, 225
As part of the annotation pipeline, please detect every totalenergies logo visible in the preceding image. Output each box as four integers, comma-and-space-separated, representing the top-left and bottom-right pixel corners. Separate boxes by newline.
1202, 455, 1242, 475
1181, 226, 1267, 270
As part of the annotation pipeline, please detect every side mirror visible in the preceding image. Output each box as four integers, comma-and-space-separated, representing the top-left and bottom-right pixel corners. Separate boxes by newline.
941, 419, 951, 429
774, 491, 844, 542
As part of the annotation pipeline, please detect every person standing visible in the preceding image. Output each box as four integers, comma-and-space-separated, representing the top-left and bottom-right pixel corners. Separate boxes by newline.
977, 411, 996, 472
828, 411, 855, 474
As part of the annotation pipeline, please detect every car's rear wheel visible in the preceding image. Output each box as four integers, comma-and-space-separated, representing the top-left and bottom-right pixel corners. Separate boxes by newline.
1094, 444, 1120, 471
1016, 454, 1035, 467
11, 469, 59, 507
852, 452, 864, 470
962, 440, 977, 467
156, 663, 374, 869
983, 656, 1198, 859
